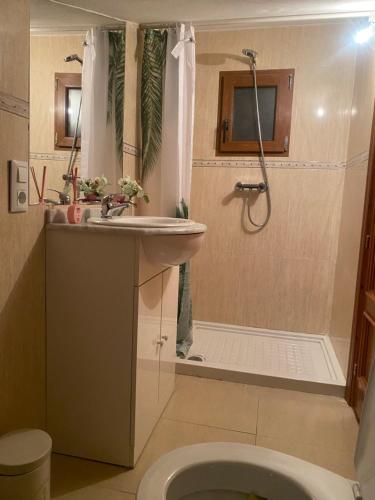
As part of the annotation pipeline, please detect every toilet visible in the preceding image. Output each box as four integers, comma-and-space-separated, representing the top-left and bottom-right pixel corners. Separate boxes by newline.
137, 368, 375, 500
0, 429, 52, 500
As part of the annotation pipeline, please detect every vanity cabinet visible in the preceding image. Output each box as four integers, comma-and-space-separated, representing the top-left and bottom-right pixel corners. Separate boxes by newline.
46, 224, 178, 467
133, 267, 178, 462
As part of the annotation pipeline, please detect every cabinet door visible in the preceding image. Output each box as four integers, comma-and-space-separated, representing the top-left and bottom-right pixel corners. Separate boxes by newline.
159, 267, 179, 410
134, 273, 162, 462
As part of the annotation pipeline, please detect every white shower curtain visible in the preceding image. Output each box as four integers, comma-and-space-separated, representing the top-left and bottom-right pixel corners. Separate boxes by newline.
162, 24, 195, 357
80, 28, 121, 189
140, 24, 195, 357
160, 24, 195, 216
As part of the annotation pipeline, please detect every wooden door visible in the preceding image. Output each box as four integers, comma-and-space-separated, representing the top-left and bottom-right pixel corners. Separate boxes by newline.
347, 106, 375, 419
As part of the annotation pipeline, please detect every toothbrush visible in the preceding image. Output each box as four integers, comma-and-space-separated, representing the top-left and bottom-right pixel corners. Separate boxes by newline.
67, 167, 82, 224
40, 165, 47, 203
30, 166, 41, 201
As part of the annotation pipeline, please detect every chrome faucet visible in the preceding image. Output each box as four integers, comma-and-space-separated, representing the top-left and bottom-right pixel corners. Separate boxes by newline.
44, 189, 71, 205
101, 194, 135, 218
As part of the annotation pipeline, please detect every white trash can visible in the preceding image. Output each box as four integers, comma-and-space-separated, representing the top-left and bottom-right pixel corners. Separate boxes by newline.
0, 429, 52, 500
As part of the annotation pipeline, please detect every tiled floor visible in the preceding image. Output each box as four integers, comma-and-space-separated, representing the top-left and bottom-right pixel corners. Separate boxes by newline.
51, 375, 359, 499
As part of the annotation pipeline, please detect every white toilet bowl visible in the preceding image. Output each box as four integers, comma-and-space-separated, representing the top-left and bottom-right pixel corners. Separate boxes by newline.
138, 366, 375, 500
0, 429, 52, 500
137, 442, 354, 500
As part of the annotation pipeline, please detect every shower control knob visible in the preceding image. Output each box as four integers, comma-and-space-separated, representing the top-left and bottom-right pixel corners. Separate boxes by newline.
156, 340, 164, 346
161, 335, 169, 341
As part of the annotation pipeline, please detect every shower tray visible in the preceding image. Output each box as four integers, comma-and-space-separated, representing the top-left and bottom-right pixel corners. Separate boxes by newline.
177, 321, 346, 396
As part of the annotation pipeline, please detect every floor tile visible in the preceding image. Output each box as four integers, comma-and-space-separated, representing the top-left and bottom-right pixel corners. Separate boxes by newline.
51, 377, 359, 498
257, 387, 358, 453
51, 454, 124, 498
256, 435, 356, 480
163, 375, 259, 434
53, 487, 134, 500
52, 418, 255, 497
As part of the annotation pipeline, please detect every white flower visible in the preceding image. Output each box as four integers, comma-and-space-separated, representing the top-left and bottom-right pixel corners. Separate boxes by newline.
116, 175, 149, 203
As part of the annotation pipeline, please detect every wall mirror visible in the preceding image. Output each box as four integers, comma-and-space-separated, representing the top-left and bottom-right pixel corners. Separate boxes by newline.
29, 0, 126, 205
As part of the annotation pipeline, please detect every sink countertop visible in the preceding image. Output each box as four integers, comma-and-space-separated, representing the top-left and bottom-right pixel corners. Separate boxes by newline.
46, 221, 207, 236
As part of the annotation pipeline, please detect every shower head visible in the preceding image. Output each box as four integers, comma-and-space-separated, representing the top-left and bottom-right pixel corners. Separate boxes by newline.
242, 48, 257, 61
64, 54, 83, 65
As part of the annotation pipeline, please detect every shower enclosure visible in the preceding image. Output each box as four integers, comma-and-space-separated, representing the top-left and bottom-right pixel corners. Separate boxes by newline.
178, 39, 346, 395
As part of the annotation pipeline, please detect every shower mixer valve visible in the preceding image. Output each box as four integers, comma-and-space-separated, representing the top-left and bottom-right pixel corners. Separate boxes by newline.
234, 181, 268, 193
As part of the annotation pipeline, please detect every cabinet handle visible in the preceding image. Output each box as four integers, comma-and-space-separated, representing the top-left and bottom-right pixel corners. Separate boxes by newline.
161, 335, 169, 341
156, 340, 164, 346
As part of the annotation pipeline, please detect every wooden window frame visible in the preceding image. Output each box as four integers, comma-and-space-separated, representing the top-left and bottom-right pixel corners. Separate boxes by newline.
216, 69, 294, 156
54, 72, 81, 150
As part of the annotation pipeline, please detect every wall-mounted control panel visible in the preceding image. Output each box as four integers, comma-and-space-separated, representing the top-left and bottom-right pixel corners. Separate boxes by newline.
9, 160, 28, 213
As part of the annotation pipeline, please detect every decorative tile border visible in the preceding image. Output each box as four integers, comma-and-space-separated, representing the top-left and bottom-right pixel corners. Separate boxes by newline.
30, 152, 81, 162
0, 91, 29, 118
192, 159, 346, 170
346, 151, 369, 170
123, 142, 140, 157
30, 143, 139, 162
29, 150, 368, 171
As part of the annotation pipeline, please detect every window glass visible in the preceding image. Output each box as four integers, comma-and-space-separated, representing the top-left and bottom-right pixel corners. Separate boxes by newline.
66, 87, 82, 137
232, 86, 277, 141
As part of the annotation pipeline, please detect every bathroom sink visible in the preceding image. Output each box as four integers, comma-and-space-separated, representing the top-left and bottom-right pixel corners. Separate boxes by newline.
87, 216, 207, 266
88, 216, 196, 228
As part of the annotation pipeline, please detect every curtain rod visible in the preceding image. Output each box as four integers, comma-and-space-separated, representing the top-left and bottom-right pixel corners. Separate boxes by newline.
100, 25, 126, 32
139, 22, 187, 30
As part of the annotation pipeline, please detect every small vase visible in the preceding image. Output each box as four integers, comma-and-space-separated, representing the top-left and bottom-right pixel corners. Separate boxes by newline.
86, 194, 100, 202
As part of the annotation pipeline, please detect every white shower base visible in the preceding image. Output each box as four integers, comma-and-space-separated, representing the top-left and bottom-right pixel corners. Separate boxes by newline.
176, 321, 346, 396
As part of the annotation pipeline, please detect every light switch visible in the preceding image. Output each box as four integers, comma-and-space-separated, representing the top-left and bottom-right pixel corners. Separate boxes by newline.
9, 160, 28, 213
17, 167, 28, 183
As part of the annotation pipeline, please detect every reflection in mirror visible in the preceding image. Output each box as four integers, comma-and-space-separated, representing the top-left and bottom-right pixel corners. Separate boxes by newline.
67, 88, 82, 137
29, 0, 127, 206
55, 72, 82, 149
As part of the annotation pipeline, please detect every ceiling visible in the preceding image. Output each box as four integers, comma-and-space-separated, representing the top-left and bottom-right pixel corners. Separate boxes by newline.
30, 0, 117, 30
44, 0, 375, 25
31, 0, 375, 30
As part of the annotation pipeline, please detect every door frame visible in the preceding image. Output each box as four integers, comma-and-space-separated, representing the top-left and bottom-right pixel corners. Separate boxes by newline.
346, 103, 375, 412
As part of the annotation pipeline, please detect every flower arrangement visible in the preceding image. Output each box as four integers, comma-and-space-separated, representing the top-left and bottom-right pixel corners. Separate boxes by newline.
117, 176, 149, 203
78, 175, 109, 200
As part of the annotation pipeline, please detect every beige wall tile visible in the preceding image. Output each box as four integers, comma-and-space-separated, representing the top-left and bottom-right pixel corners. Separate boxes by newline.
0, 0, 29, 100
347, 41, 375, 160
0, 51, 46, 439
330, 166, 368, 345
190, 22, 356, 335
193, 23, 356, 162
329, 40, 375, 373
191, 167, 344, 333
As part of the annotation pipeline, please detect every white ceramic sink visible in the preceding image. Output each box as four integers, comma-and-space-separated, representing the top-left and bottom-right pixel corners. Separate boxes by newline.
87, 216, 207, 266
88, 216, 196, 229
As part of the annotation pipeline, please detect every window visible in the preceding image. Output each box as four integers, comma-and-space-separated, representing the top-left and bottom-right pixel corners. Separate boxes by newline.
54, 73, 82, 149
216, 69, 294, 155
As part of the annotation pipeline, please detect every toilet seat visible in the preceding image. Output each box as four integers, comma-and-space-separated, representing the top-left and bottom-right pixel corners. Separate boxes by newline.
137, 442, 355, 500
